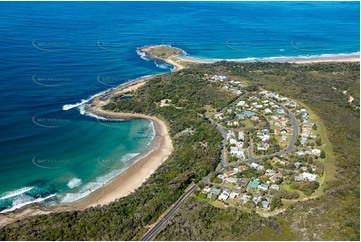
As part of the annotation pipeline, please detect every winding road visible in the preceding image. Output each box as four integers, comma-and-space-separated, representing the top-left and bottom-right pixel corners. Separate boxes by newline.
140, 94, 299, 241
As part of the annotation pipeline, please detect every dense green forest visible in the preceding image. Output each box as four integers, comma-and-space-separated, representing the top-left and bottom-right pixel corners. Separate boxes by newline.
0, 62, 359, 240
0, 68, 235, 240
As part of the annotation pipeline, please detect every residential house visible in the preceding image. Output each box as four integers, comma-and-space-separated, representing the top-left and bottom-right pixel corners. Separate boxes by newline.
218, 191, 230, 201
214, 113, 224, 120
227, 131, 236, 140
280, 128, 288, 135
229, 192, 239, 199
275, 108, 285, 115
247, 177, 262, 190
296, 151, 305, 156
261, 201, 270, 209
301, 166, 308, 172
207, 187, 222, 199
237, 101, 246, 107
265, 169, 275, 176
252, 195, 262, 204
225, 177, 238, 184
238, 131, 245, 141
311, 149, 321, 157
264, 108, 273, 114
236, 114, 245, 120
258, 183, 269, 192
224, 170, 237, 177
294, 175, 304, 182
238, 165, 249, 171
203, 185, 211, 193
257, 165, 265, 171
270, 184, 280, 191
301, 172, 318, 181
249, 162, 259, 169
251, 116, 260, 122
230, 149, 245, 159
236, 178, 249, 187
242, 110, 255, 117
240, 194, 250, 204
269, 173, 283, 183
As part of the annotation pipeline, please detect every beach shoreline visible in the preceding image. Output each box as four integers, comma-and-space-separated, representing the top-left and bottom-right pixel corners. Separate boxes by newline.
68, 73, 174, 209
176, 52, 360, 64
0, 44, 358, 226
0, 70, 174, 226
71, 108, 173, 209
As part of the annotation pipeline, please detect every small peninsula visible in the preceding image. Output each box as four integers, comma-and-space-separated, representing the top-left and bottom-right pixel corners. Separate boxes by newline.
0, 45, 359, 241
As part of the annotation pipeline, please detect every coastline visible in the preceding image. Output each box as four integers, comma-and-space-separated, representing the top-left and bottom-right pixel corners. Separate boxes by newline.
0, 73, 174, 227
292, 56, 360, 63
177, 52, 360, 64
137, 45, 185, 71
72, 108, 173, 209
51, 46, 360, 209
139, 45, 359, 67
0, 44, 358, 225
74, 73, 174, 208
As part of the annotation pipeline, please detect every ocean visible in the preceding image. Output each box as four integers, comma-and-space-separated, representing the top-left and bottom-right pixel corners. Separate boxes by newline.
0, 1, 359, 212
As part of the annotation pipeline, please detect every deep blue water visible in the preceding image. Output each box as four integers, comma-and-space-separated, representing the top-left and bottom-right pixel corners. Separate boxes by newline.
0, 1, 359, 212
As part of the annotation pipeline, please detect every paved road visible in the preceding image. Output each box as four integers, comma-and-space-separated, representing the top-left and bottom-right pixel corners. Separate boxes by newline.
220, 94, 248, 113
207, 116, 228, 170
201, 99, 300, 189
140, 95, 299, 241
213, 99, 299, 167
141, 185, 198, 241
206, 95, 299, 169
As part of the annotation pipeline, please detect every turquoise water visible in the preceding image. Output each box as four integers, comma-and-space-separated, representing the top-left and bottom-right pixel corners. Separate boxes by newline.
0, 115, 155, 212
0, 1, 359, 212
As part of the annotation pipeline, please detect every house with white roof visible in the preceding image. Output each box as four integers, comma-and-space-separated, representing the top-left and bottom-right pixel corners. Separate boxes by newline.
229, 192, 239, 199
249, 162, 259, 169
218, 190, 230, 201
265, 169, 275, 176
264, 108, 273, 114
238, 131, 245, 141
311, 149, 321, 157
237, 100, 246, 106
261, 201, 270, 209
270, 184, 280, 190
301, 172, 318, 181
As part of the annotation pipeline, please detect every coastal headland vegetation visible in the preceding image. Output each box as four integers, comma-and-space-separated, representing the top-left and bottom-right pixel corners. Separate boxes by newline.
0, 45, 359, 241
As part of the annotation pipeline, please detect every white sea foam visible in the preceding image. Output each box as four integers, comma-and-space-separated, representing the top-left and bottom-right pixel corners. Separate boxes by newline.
0, 194, 57, 214
121, 153, 140, 162
62, 89, 110, 112
154, 61, 171, 69
67, 178, 82, 189
179, 51, 360, 63
136, 50, 149, 60
59, 121, 156, 204
60, 168, 127, 203
146, 121, 156, 146
62, 99, 88, 111
0, 187, 33, 200
62, 73, 162, 121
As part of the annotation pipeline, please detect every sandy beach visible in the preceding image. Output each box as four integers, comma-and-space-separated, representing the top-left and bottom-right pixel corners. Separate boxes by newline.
176, 50, 360, 64
0, 71, 174, 227
72, 108, 173, 208
73, 75, 174, 208
1, 44, 358, 227
292, 56, 360, 64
